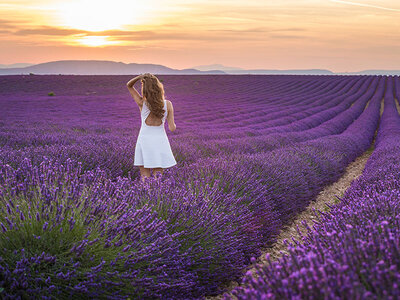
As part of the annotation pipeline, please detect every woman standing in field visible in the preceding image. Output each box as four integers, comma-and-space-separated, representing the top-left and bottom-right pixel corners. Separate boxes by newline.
126, 73, 177, 182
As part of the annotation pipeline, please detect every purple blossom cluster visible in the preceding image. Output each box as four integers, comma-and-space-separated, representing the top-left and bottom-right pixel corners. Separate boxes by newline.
0, 74, 398, 298
227, 76, 400, 299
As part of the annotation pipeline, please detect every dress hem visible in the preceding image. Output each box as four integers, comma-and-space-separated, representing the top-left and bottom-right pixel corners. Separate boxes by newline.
134, 162, 177, 168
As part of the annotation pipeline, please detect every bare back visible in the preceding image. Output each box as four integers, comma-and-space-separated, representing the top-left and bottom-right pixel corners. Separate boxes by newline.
140, 98, 176, 131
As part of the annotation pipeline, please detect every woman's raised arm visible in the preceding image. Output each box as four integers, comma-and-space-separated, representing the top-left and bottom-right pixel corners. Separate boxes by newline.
126, 74, 144, 106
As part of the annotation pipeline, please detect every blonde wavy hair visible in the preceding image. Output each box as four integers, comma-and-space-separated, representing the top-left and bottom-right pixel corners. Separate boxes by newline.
141, 74, 166, 119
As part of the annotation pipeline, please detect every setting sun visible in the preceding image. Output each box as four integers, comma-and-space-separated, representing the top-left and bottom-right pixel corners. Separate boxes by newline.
74, 35, 121, 47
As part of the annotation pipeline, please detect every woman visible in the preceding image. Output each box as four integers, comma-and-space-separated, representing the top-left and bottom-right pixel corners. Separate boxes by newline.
126, 73, 177, 182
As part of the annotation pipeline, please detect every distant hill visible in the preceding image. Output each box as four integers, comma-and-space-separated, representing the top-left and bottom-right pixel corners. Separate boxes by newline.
0, 60, 225, 75
192, 63, 244, 72
192, 64, 400, 75
1, 60, 399, 75
0, 63, 34, 69
224, 69, 334, 75
337, 70, 400, 76
191, 64, 333, 75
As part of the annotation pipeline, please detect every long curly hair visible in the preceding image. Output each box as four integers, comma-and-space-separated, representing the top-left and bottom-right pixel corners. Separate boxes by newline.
141, 74, 166, 119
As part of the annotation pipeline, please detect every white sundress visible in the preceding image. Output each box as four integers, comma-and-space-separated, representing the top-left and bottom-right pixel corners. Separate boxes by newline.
134, 99, 177, 168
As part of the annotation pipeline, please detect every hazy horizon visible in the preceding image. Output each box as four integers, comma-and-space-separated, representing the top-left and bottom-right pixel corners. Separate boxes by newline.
1, 0, 399, 72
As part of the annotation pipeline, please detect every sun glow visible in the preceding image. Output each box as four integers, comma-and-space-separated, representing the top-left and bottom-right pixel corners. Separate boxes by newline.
74, 36, 120, 47
54, 0, 152, 32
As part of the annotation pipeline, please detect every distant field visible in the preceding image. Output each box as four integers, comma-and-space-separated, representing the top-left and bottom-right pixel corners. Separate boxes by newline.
0, 74, 399, 299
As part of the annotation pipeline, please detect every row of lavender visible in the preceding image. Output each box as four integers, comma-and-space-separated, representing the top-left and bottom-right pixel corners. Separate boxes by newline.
0, 75, 392, 298
0, 75, 376, 177
195, 76, 380, 158
228, 76, 400, 299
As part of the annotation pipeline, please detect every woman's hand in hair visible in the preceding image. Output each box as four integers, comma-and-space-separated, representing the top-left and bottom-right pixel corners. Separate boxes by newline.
142, 73, 152, 79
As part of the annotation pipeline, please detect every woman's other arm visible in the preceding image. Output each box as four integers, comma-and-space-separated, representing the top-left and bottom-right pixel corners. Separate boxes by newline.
166, 100, 176, 132
126, 75, 144, 106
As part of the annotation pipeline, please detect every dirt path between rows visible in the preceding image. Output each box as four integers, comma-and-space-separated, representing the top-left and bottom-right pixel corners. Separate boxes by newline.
205, 149, 372, 300
254, 148, 372, 263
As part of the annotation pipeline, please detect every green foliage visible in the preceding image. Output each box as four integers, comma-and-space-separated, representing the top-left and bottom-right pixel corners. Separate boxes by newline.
0, 182, 152, 297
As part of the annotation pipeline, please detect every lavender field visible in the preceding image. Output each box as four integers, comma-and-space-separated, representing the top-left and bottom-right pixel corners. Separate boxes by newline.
0, 74, 399, 299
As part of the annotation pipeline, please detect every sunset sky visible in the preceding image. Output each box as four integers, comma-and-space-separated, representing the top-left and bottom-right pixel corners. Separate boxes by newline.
0, 0, 399, 72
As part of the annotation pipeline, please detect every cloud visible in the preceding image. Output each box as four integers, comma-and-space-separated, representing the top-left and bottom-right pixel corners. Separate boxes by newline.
205, 27, 307, 33
11, 25, 157, 38
206, 27, 268, 33
9, 25, 264, 42
270, 34, 307, 39
329, 0, 400, 12
270, 28, 307, 32
13, 26, 86, 36
0, 19, 17, 28
107, 31, 261, 42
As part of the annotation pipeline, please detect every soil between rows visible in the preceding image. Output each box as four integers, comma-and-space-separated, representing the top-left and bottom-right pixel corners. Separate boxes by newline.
205, 149, 372, 300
